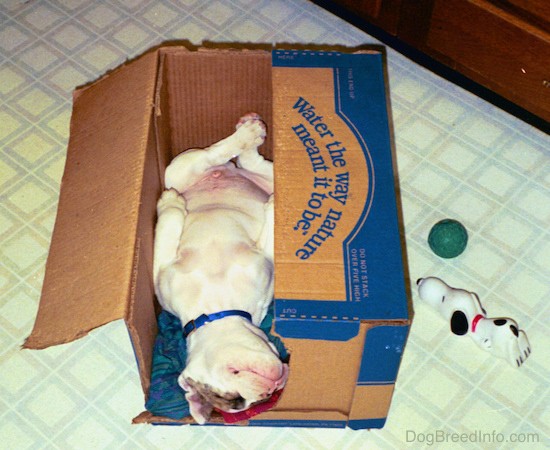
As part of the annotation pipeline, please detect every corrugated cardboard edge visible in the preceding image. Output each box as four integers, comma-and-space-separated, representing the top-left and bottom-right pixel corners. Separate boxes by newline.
132, 411, 216, 425
381, 46, 415, 323
132, 409, 349, 426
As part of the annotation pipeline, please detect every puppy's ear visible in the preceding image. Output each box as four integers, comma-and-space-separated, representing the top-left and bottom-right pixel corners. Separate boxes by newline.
178, 372, 190, 391
178, 373, 213, 425
185, 390, 213, 425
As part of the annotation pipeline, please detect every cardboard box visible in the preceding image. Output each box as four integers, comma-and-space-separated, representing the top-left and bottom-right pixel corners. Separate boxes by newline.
25, 45, 411, 429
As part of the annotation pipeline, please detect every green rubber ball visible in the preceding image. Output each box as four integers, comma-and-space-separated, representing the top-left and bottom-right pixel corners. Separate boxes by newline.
428, 219, 468, 258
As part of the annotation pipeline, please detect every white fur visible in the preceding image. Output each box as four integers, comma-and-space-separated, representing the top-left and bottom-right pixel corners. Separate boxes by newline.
153, 114, 288, 423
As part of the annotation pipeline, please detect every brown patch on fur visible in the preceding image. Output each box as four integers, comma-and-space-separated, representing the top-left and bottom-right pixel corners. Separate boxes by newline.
185, 378, 246, 411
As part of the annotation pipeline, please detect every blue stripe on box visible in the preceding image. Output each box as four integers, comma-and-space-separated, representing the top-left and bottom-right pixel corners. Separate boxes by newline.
249, 419, 346, 428
349, 417, 387, 430
358, 325, 410, 384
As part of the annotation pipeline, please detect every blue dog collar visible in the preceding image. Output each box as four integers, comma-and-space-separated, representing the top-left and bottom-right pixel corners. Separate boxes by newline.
182, 310, 252, 338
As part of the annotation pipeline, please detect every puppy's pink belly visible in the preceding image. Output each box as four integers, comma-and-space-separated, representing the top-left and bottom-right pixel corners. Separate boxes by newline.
204, 170, 229, 185
187, 170, 268, 210
194, 168, 261, 195
201, 166, 239, 183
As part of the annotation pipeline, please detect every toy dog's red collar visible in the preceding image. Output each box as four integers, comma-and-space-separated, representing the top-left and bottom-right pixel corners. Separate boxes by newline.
471, 314, 484, 333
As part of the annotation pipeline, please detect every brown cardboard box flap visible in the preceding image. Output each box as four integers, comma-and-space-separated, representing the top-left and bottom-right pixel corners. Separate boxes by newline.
24, 50, 160, 349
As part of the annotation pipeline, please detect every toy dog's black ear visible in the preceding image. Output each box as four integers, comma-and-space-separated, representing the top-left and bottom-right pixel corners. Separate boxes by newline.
450, 311, 469, 335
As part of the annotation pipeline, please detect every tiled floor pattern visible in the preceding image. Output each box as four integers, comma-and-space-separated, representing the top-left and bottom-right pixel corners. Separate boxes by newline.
1, 1, 548, 449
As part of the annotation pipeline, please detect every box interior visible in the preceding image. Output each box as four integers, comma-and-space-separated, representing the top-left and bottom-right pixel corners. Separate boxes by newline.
135, 48, 275, 397
160, 48, 273, 161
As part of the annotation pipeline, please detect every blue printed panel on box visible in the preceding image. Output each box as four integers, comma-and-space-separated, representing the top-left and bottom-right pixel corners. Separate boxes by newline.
272, 50, 409, 343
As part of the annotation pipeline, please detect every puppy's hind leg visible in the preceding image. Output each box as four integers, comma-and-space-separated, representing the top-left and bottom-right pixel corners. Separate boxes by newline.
165, 114, 267, 193
236, 114, 273, 190
257, 194, 274, 261
153, 189, 187, 297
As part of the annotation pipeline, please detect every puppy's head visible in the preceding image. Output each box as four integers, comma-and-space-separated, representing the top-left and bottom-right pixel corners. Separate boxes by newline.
179, 322, 288, 424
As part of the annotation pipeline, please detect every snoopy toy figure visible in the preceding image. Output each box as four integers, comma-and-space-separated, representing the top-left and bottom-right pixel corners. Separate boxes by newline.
417, 277, 531, 367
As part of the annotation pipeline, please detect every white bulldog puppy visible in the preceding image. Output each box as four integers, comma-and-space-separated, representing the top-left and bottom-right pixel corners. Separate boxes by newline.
154, 114, 288, 424
416, 277, 531, 368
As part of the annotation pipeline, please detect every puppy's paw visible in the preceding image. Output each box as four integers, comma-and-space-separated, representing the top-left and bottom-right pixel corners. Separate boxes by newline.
235, 113, 266, 149
236, 113, 262, 128
157, 188, 186, 216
